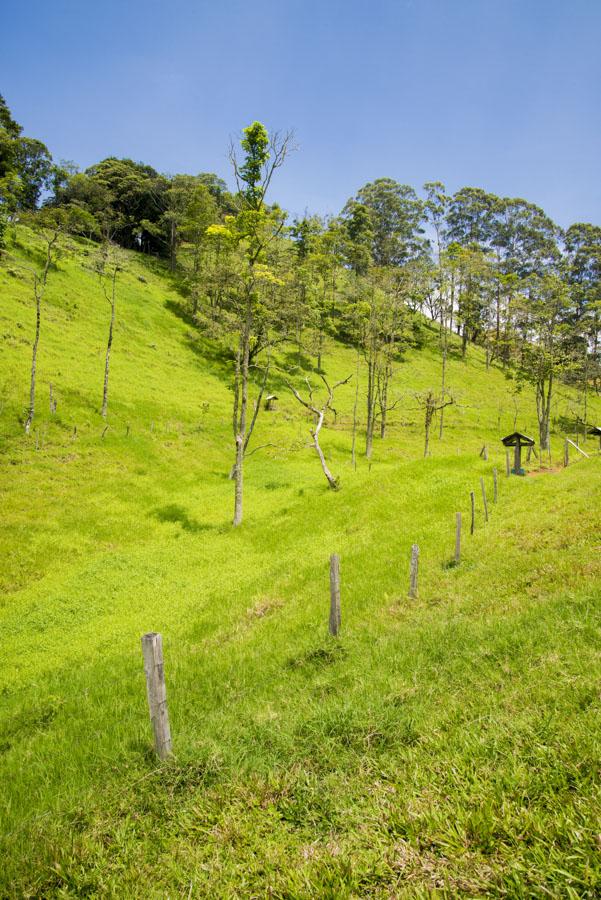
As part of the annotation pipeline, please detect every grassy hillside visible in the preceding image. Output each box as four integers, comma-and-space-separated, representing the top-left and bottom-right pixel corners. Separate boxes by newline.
1, 227, 600, 897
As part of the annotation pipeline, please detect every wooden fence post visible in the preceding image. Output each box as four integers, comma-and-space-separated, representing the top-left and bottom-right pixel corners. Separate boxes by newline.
141, 632, 172, 760
493, 468, 498, 503
409, 544, 419, 598
329, 554, 341, 636
455, 512, 461, 563
505, 449, 511, 477
564, 439, 569, 468
470, 491, 475, 534
480, 476, 488, 523
483, 445, 488, 461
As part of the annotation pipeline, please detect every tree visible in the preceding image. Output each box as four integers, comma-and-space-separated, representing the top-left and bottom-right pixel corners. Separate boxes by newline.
287, 374, 351, 489
95, 241, 125, 418
563, 223, 601, 427
180, 181, 219, 317
349, 178, 427, 266
14, 206, 94, 433
515, 274, 572, 451
208, 121, 294, 526
0, 94, 54, 234
415, 390, 454, 458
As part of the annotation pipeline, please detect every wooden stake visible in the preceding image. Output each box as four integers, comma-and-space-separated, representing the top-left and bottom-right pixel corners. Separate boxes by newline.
493, 468, 498, 503
455, 512, 461, 563
141, 632, 172, 760
480, 477, 488, 523
470, 491, 475, 534
409, 544, 419, 598
483, 445, 488, 461
505, 449, 511, 477
564, 438, 569, 468
329, 554, 341, 636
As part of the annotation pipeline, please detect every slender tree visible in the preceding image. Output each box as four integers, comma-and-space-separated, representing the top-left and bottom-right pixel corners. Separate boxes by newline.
95, 241, 125, 418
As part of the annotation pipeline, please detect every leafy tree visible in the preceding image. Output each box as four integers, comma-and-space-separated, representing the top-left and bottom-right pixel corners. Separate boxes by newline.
515, 274, 572, 451
209, 121, 294, 526
350, 178, 426, 266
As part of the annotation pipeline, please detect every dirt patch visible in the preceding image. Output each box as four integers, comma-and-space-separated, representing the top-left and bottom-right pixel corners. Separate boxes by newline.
527, 466, 562, 477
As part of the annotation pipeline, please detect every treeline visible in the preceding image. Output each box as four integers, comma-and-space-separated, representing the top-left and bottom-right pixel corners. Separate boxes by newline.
1, 95, 600, 524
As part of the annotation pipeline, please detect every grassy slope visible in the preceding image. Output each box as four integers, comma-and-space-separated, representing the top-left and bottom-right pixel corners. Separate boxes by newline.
1, 227, 600, 897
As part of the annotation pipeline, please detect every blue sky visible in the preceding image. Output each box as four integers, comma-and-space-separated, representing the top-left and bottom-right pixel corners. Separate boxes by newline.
2, 0, 600, 226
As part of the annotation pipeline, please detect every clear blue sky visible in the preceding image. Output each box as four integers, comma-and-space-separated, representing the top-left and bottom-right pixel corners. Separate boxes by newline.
3, 0, 600, 227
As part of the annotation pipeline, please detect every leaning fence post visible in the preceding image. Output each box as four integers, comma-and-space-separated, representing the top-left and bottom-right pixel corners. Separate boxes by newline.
329, 554, 341, 636
141, 632, 173, 760
470, 491, 475, 534
480, 476, 488, 523
505, 449, 511, 477
455, 512, 461, 563
493, 467, 498, 503
409, 544, 419, 598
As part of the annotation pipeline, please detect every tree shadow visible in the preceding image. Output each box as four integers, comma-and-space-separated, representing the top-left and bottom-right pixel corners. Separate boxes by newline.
282, 349, 317, 373
152, 504, 213, 533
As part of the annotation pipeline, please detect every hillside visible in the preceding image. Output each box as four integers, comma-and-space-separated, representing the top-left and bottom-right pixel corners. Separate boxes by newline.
1, 227, 600, 897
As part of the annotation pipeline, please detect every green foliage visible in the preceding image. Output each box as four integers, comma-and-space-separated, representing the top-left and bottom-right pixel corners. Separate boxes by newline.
239, 120, 270, 210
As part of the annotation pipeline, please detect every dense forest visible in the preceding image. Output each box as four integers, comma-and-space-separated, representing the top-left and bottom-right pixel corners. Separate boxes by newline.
1, 93, 600, 522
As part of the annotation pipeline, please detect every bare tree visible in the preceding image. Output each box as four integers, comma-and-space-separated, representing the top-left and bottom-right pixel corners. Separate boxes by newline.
11, 208, 84, 434
415, 390, 454, 458
95, 241, 124, 419
287, 374, 351, 490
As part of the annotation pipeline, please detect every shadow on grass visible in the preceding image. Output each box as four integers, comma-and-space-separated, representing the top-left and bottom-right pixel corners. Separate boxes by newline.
285, 643, 347, 670
152, 504, 213, 533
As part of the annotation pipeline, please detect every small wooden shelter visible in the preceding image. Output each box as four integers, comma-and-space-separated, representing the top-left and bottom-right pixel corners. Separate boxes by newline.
501, 431, 535, 476
264, 394, 278, 411
588, 425, 601, 449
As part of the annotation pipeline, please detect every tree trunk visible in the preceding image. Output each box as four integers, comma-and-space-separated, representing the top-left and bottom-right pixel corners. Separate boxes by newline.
316, 328, 324, 373
351, 350, 360, 469
365, 347, 376, 459
312, 412, 339, 490
25, 278, 42, 435
101, 269, 117, 418
439, 316, 447, 439
536, 373, 552, 452
232, 294, 252, 526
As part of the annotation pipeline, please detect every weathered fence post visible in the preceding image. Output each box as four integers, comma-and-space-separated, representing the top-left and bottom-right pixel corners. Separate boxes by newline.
564, 439, 569, 468
505, 449, 511, 477
455, 512, 461, 563
480, 476, 488, 523
470, 491, 475, 534
141, 632, 172, 760
409, 544, 419, 598
483, 445, 488, 461
329, 554, 341, 636
493, 468, 498, 503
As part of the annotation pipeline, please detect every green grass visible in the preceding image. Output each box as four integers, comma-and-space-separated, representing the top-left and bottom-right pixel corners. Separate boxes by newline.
1, 227, 600, 897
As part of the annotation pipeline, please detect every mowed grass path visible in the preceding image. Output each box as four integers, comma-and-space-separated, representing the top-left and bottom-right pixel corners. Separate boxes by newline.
1, 228, 600, 896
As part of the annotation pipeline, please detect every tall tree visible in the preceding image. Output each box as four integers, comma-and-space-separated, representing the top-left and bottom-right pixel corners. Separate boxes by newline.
95, 241, 125, 418
350, 178, 427, 267
209, 121, 294, 526
515, 274, 572, 451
